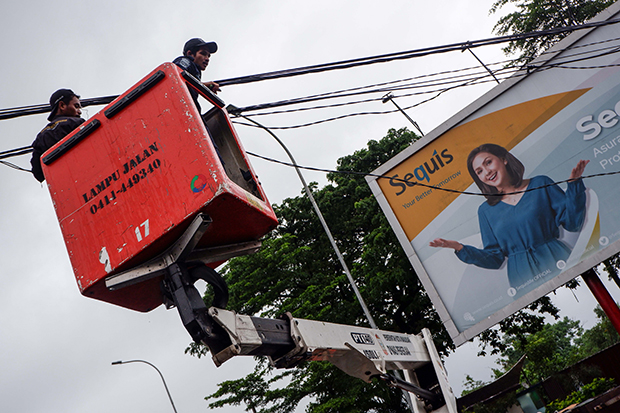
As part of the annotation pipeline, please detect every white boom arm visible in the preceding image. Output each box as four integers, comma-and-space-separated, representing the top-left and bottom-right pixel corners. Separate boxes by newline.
207, 308, 458, 413
109, 214, 458, 412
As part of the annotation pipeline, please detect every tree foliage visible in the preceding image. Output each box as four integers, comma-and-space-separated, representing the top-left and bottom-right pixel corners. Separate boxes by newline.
192, 127, 572, 412
495, 316, 584, 383
483, 307, 620, 386
490, 0, 614, 63
546, 377, 616, 412
475, 295, 561, 357
575, 305, 620, 356
202, 128, 445, 412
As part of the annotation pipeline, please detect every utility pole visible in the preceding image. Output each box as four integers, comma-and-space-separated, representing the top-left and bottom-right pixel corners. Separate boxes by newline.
382, 93, 425, 136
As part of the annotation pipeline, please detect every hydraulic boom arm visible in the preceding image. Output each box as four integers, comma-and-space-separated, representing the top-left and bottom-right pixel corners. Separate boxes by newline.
105, 214, 458, 413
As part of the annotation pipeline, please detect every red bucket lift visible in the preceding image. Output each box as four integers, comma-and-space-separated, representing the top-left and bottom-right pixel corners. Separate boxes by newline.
42, 63, 278, 312
38, 64, 459, 412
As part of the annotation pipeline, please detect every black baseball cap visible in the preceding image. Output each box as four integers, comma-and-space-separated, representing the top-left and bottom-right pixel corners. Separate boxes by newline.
183, 38, 217, 55
48, 88, 79, 121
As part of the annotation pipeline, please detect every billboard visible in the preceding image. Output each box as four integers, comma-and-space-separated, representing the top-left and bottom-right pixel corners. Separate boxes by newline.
367, 4, 620, 345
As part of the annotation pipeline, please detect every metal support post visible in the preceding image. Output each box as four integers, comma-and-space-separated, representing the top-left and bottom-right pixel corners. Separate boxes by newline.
582, 268, 620, 335
462, 44, 500, 84
230, 111, 416, 412
382, 93, 425, 136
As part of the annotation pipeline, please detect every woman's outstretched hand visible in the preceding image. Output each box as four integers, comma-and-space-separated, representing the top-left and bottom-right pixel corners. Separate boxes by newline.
429, 238, 463, 251
569, 159, 589, 181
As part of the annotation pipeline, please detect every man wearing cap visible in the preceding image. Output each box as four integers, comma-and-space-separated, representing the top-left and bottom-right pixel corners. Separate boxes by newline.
30, 89, 84, 182
173, 38, 221, 113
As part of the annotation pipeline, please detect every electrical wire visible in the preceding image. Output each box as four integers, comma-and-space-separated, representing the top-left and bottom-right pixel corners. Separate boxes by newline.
0, 145, 32, 160
3, 42, 618, 156
0, 160, 31, 173
0, 96, 116, 121
225, 43, 620, 119
230, 60, 518, 114
2, 18, 620, 121
229, 71, 518, 119
224, 43, 620, 130
3, 51, 619, 151
0, 146, 34, 174
214, 18, 620, 87
227, 69, 510, 116
244, 150, 620, 198
228, 71, 508, 129
2, 128, 619, 200
3, 21, 620, 182
230, 41, 620, 119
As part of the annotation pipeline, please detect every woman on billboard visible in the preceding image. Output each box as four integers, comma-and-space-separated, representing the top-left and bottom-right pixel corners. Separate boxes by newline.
429, 143, 588, 296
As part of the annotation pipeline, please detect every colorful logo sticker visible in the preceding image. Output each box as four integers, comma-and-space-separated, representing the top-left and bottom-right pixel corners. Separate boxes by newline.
190, 174, 207, 193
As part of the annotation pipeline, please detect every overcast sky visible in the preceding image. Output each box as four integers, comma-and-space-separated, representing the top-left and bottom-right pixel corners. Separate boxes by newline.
1, 1, 618, 412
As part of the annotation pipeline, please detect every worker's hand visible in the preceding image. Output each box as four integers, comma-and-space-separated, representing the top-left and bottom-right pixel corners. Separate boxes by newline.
204, 81, 221, 94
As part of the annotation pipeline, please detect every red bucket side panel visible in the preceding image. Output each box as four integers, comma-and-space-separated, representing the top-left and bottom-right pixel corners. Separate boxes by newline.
43, 63, 277, 312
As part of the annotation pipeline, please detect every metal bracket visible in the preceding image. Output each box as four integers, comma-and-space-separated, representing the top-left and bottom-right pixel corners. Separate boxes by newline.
188, 240, 262, 265
105, 214, 262, 291
462, 42, 500, 84
105, 213, 212, 290
269, 312, 310, 369
379, 373, 442, 407
102, 213, 265, 357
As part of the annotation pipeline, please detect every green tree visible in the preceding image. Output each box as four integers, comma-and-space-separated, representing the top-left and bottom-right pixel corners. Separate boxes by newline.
575, 305, 620, 356
546, 377, 616, 412
490, 0, 615, 63
461, 375, 489, 396
495, 317, 584, 383
476, 295, 562, 357
192, 127, 564, 412
475, 306, 620, 387
200, 127, 441, 412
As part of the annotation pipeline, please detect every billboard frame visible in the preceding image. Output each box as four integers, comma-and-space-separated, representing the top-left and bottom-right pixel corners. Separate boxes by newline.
367, 2, 620, 346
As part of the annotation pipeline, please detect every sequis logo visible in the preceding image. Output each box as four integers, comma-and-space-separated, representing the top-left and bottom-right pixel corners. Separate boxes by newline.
389, 148, 453, 196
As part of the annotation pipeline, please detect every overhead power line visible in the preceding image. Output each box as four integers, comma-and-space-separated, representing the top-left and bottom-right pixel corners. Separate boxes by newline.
0, 96, 117, 121
3, 35, 620, 168
4, 40, 620, 163
228, 40, 620, 116
215, 18, 620, 86
225, 41, 620, 129
244, 149, 620, 198
3, 136, 619, 199
2, 18, 620, 121
0, 145, 33, 160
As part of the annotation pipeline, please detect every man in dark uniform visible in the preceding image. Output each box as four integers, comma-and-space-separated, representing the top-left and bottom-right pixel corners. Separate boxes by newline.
173, 38, 230, 169
30, 89, 84, 182
173, 38, 221, 112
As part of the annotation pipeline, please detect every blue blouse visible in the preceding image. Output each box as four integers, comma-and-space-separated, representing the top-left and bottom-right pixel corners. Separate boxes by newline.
456, 175, 586, 290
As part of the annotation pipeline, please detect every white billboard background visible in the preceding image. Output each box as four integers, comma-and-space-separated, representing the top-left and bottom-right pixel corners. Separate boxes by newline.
369, 6, 620, 345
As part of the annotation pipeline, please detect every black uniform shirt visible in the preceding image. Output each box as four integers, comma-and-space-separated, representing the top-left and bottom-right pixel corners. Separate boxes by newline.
173, 55, 202, 112
31, 116, 85, 182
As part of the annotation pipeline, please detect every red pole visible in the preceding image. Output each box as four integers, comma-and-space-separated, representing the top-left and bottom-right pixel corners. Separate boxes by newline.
582, 268, 620, 335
